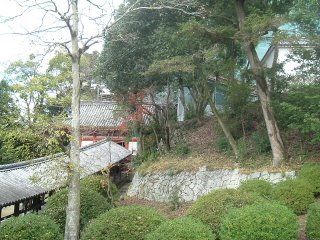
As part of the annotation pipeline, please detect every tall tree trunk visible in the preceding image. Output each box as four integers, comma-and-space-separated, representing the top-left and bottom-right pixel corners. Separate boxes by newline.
208, 98, 239, 159
234, 0, 285, 166
64, 0, 81, 239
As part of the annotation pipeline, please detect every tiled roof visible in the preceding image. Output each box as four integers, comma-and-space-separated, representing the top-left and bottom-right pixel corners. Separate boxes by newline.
0, 140, 131, 207
67, 101, 126, 128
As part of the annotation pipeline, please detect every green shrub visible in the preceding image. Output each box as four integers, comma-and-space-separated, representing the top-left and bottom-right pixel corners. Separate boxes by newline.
43, 187, 111, 231
299, 163, 320, 194
0, 214, 62, 240
174, 142, 190, 156
81, 175, 119, 202
133, 150, 159, 167
307, 202, 320, 240
82, 206, 166, 240
250, 130, 271, 154
236, 138, 250, 159
145, 217, 216, 240
272, 179, 315, 214
216, 137, 231, 152
0, 128, 63, 164
274, 84, 320, 144
239, 179, 273, 198
187, 189, 263, 235
219, 202, 298, 240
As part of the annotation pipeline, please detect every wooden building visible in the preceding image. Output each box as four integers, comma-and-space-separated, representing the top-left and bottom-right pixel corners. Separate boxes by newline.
0, 140, 131, 221
67, 101, 128, 147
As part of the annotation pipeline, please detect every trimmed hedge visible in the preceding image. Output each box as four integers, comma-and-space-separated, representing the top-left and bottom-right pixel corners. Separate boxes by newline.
272, 179, 315, 214
81, 175, 119, 202
145, 217, 216, 240
307, 202, 320, 240
0, 214, 62, 240
239, 179, 273, 198
82, 206, 166, 240
187, 189, 263, 235
299, 163, 320, 194
43, 187, 111, 231
220, 202, 299, 240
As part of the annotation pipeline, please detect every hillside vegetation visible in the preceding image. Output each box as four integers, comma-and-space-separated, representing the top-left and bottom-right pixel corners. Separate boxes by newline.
136, 117, 320, 175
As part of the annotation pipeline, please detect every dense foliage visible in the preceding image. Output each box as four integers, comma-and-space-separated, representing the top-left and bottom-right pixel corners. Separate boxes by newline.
0, 127, 63, 164
0, 80, 18, 127
275, 85, 320, 145
219, 202, 299, 240
187, 189, 263, 235
299, 163, 320, 194
43, 187, 111, 231
306, 202, 320, 240
0, 51, 102, 165
239, 179, 273, 198
272, 179, 315, 214
97, 0, 320, 165
145, 217, 215, 240
0, 214, 62, 240
82, 206, 166, 240
81, 175, 119, 202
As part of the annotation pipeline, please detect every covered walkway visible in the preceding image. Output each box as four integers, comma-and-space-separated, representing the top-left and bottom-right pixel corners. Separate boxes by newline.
0, 140, 131, 220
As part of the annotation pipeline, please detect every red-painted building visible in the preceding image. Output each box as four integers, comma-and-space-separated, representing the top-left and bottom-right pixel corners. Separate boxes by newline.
75, 101, 128, 147
64, 100, 151, 155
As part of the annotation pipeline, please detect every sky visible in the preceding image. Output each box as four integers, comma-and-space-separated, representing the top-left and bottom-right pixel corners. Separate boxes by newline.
0, 0, 124, 74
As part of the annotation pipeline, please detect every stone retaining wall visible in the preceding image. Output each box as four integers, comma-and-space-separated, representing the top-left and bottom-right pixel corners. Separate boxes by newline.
127, 167, 295, 202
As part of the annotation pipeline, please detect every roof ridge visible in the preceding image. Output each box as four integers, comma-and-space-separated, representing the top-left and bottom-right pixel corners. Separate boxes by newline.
80, 100, 117, 105
0, 139, 112, 172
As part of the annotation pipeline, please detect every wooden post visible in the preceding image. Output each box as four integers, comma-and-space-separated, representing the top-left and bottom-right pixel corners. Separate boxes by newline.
39, 194, 45, 210
35, 195, 44, 212
14, 202, 20, 216
33, 196, 40, 212
23, 199, 29, 214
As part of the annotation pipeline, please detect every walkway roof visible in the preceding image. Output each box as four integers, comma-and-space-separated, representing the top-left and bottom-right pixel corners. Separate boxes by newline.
0, 140, 131, 207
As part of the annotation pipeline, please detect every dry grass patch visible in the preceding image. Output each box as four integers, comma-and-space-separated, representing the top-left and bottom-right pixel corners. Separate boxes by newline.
137, 152, 303, 175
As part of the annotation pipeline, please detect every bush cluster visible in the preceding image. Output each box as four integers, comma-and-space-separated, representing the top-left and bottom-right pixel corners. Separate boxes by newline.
81, 175, 119, 202
173, 142, 190, 156
0, 128, 62, 164
219, 202, 299, 240
250, 130, 271, 154
82, 205, 166, 240
43, 187, 111, 231
239, 179, 273, 198
272, 179, 314, 214
0, 214, 62, 240
299, 163, 320, 194
216, 137, 232, 152
187, 189, 263, 235
146, 217, 215, 240
307, 202, 320, 240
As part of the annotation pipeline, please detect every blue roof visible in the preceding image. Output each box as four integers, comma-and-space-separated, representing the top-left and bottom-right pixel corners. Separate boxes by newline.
255, 23, 300, 60
256, 34, 273, 60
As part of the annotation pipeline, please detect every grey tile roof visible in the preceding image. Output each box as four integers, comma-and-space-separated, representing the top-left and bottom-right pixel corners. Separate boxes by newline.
0, 140, 131, 207
76, 101, 126, 128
